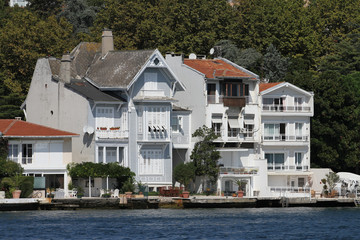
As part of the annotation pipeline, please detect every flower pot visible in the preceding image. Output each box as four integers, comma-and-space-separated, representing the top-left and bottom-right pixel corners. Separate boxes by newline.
237, 190, 244, 198
182, 191, 190, 198
12, 190, 22, 199
125, 192, 132, 199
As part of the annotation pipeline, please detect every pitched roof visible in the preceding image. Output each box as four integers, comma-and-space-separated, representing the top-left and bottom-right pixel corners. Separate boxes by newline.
184, 58, 256, 80
0, 119, 78, 138
86, 50, 154, 88
259, 82, 283, 92
65, 80, 125, 102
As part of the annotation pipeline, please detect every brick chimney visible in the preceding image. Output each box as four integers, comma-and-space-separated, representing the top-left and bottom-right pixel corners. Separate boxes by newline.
102, 29, 114, 58
59, 52, 71, 83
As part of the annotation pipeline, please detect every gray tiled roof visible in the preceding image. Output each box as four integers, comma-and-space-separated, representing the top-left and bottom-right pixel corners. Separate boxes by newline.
86, 50, 154, 88
65, 80, 125, 102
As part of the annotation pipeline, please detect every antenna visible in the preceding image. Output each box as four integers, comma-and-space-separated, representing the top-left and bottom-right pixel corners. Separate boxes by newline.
209, 48, 214, 55
189, 53, 197, 59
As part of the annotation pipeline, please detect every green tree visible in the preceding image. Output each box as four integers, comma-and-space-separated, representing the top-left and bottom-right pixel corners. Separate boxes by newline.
27, 0, 63, 18
190, 126, 221, 185
263, 44, 289, 82
326, 172, 340, 192
174, 162, 195, 191
58, 0, 97, 34
0, 7, 74, 117
92, 0, 237, 54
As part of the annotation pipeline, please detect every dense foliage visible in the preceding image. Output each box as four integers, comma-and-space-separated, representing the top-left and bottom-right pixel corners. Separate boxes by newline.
190, 126, 221, 183
173, 162, 196, 191
1, 0, 360, 173
67, 162, 135, 191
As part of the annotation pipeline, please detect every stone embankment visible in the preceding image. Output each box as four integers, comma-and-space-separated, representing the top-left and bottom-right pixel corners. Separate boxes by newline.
0, 196, 357, 211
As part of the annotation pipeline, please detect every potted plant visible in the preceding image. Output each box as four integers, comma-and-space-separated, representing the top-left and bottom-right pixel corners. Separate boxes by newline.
76, 186, 84, 198
110, 127, 120, 130
235, 179, 247, 198
1, 174, 25, 198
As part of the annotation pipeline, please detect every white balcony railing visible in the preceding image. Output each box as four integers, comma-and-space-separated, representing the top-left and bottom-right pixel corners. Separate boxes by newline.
172, 134, 190, 145
262, 104, 311, 112
270, 186, 311, 193
96, 128, 129, 139
267, 164, 309, 171
263, 135, 309, 141
220, 166, 259, 175
139, 90, 165, 97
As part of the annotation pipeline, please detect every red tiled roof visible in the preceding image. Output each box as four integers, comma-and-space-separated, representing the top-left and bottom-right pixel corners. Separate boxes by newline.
0, 119, 78, 138
259, 82, 283, 92
184, 59, 255, 79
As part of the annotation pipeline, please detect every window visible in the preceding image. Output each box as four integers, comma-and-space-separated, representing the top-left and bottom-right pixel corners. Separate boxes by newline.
263, 97, 284, 111
295, 97, 303, 111
228, 117, 240, 137
8, 144, 19, 163
171, 116, 183, 132
264, 123, 285, 140
265, 153, 285, 170
144, 72, 157, 90
244, 124, 254, 137
96, 107, 114, 129
295, 152, 303, 170
98, 146, 124, 164
211, 115, 222, 136
207, 84, 216, 104
147, 106, 167, 133
22, 144, 33, 164
221, 81, 249, 97
295, 123, 303, 140
139, 149, 163, 175
298, 177, 305, 187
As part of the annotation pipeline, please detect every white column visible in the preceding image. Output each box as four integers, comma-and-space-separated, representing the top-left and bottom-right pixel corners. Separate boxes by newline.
217, 177, 222, 196
103, 146, 106, 163
64, 171, 69, 197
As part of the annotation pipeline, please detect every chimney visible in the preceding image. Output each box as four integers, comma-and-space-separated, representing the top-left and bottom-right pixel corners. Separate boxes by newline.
59, 52, 71, 83
102, 29, 114, 58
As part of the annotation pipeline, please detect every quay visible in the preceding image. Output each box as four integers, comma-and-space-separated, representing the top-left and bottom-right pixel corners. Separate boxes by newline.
0, 196, 357, 211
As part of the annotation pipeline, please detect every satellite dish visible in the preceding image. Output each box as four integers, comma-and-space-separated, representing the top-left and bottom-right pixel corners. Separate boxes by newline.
87, 126, 94, 134
209, 48, 215, 55
189, 53, 197, 59
83, 126, 88, 133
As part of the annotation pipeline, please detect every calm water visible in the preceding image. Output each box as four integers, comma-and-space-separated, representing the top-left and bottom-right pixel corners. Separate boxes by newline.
0, 207, 359, 239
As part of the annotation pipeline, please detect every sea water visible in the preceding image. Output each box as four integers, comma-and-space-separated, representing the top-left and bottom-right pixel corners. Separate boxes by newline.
0, 207, 359, 239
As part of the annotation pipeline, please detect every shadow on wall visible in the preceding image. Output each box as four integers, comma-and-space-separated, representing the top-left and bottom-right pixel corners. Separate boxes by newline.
83, 133, 94, 147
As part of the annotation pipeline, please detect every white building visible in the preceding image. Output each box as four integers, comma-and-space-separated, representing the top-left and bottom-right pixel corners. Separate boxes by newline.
24, 30, 186, 194
9, 0, 28, 7
166, 53, 314, 197
0, 118, 78, 195
24, 30, 314, 197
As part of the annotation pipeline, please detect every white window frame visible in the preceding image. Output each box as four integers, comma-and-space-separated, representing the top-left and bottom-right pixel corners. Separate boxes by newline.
97, 146, 125, 165
139, 149, 164, 175
96, 107, 114, 129
171, 115, 183, 133
146, 106, 168, 134
8, 144, 19, 163
295, 122, 304, 140
22, 143, 33, 164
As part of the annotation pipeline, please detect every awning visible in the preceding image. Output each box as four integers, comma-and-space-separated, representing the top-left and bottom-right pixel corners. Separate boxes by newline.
228, 118, 240, 128
244, 119, 254, 124
212, 118, 222, 123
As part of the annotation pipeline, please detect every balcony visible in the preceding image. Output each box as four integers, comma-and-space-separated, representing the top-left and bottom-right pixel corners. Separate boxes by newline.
220, 166, 259, 176
262, 104, 311, 113
263, 135, 309, 142
138, 90, 165, 97
96, 128, 129, 139
267, 164, 309, 171
207, 95, 254, 106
